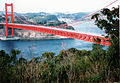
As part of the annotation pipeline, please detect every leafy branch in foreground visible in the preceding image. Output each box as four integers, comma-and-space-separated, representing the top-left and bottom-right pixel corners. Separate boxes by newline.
91, 7, 119, 82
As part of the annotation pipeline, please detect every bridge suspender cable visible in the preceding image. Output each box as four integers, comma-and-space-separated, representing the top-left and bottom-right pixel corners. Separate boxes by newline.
14, 13, 31, 25
16, 13, 41, 25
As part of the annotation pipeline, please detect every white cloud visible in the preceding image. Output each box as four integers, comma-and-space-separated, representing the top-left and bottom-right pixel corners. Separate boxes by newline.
0, 0, 119, 13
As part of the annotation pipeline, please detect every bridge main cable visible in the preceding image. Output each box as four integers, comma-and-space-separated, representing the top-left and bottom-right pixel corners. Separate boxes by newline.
67, 0, 118, 25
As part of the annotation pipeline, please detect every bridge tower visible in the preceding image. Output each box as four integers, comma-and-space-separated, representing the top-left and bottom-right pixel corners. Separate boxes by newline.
5, 3, 14, 37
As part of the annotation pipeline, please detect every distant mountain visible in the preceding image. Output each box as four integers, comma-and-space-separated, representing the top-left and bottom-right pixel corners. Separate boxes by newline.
22, 12, 89, 21
27, 15, 59, 23
23, 12, 49, 16
54, 12, 89, 20
0, 11, 89, 21
25, 12, 89, 20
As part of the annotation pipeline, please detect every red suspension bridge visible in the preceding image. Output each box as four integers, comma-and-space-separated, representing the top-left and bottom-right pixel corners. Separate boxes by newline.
0, 0, 118, 46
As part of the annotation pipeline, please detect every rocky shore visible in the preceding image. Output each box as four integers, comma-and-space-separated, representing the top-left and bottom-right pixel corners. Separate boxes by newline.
0, 29, 68, 40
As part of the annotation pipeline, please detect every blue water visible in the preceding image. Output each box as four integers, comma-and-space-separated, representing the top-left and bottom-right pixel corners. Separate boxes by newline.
0, 39, 96, 60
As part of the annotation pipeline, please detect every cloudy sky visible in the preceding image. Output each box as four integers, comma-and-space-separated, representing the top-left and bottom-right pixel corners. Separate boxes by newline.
0, 0, 119, 13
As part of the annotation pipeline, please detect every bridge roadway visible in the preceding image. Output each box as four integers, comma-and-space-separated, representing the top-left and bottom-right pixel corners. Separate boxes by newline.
0, 23, 111, 46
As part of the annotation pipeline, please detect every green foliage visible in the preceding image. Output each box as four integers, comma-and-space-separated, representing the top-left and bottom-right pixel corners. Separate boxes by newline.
41, 52, 55, 60
91, 7, 119, 38
17, 57, 27, 64
87, 75, 102, 82
92, 7, 119, 82
0, 43, 119, 83
0, 49, 21, 83
67, 48, 78, 54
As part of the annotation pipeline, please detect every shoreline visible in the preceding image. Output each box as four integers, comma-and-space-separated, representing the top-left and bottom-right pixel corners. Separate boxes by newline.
0, 36, 70, 41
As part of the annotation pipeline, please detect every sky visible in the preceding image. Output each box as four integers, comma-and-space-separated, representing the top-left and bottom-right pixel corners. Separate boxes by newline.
0, 0, 119, 13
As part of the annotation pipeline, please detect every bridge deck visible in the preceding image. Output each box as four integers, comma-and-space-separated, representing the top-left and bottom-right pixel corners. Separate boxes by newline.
0, 23, 103, 37
0, 23, 110, 46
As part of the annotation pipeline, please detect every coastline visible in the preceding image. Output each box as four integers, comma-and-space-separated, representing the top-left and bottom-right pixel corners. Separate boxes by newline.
0, 36, 70, 41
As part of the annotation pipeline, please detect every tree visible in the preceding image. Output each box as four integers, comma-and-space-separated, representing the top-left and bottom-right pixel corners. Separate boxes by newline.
91, 7, 119, 82
0, 49, 21, 83
41, 52, 55, 60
